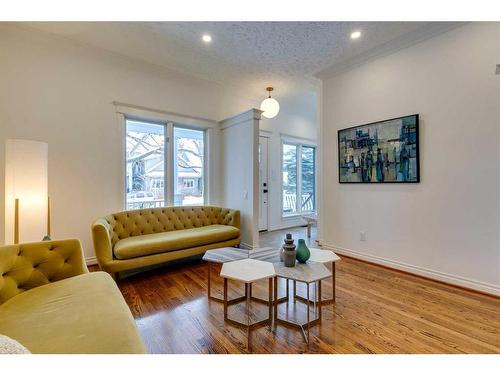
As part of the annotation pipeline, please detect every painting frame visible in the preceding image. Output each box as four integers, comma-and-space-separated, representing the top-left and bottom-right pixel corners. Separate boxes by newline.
337, 114, 420, 184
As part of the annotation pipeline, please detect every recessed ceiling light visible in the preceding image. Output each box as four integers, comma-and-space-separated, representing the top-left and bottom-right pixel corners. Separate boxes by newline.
350, 31, 362, 40
202, 34, 212, 43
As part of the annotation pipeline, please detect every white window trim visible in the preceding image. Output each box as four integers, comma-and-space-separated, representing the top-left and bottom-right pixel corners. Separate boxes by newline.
172, 124, 207, 206
280, 135, 317, 218
117, 104, 214, 209
114, 101, 217, 129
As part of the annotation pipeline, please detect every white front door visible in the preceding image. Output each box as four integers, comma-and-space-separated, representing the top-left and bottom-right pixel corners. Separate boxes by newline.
258, 136, 269, 231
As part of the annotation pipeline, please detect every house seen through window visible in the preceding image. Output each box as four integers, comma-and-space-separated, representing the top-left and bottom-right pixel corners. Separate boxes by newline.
125, 119, 205, 209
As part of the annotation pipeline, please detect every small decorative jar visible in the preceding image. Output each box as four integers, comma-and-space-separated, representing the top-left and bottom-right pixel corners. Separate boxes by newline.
295, 239, 310, 264
282, 233, 296, 267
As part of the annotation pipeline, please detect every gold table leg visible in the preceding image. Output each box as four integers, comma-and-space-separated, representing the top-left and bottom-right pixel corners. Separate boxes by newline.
332, 262, 336, 302
273, 277, 321, 345
223, 277, 273, 352
294, 262, 336, 305
223, 277, 228, 320
318, 280, 322, 321
306, 282, 310, 344
273, 276, 278, 331
246, 283, 250, 350
207, 261, 247, 305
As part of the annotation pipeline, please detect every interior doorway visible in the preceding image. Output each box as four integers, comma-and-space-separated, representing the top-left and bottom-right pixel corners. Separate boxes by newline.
258, 136, 269, 231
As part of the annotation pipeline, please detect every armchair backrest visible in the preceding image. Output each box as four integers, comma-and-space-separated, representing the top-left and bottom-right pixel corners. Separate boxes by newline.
0, 239, 88, 305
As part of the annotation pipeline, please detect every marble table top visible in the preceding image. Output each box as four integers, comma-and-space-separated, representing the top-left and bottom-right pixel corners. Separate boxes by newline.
220, 258, 276, 283
251, 247, 340, 264
205, 247, 340, 284
203, 247, 277, 263
202, 247, 249, 263
308, 248, 341, 263
273, 261, 331, 283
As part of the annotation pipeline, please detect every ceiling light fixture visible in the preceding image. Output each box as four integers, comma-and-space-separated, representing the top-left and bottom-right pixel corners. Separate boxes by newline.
260, 87, 280, 119
350, 30, 362, 40
202, 34, 212, 43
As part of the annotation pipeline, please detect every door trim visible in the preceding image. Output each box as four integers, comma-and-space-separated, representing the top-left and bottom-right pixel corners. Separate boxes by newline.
259, 135, 270, 232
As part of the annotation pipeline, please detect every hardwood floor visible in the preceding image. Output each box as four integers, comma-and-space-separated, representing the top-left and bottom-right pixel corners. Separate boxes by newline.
115, 226, 500, 354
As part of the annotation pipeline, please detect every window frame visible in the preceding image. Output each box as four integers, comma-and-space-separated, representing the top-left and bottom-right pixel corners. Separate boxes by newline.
123, 116, 208, 210
172, 124, 207, 206
280, 136, 317, 218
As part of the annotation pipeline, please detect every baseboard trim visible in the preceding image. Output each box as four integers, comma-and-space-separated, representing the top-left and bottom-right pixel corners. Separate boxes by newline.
85, 256, 98, 266
322, 244, 500, 297
240, 242, 256, 250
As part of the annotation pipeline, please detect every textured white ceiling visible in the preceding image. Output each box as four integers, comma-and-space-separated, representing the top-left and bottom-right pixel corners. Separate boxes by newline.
22, 21, 461, 100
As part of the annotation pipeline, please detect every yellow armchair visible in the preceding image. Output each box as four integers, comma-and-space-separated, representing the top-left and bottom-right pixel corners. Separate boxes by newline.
0, 239, 145, 353
0, 239, 88, 304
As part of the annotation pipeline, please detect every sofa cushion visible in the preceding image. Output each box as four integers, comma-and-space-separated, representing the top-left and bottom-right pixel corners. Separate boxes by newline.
0, 272, 145, 354
113, 224, 240, 260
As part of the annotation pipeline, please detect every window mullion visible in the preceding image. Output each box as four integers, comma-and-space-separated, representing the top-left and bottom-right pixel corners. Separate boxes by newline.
165, 122, 174, 206
297, 145, 302, 213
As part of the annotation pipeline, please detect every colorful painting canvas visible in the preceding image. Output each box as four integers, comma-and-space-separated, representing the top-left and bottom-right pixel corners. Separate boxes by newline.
338, 114, 420, 183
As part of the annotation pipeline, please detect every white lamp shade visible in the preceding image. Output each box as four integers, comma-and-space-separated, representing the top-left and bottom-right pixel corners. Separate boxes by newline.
260, 97, 280, 119
5, 139, 48, 243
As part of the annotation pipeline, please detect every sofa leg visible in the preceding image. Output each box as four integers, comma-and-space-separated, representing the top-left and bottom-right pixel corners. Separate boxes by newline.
110, 272, 119, 281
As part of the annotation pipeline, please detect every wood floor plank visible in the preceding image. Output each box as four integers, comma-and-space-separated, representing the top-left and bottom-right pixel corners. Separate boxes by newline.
106, 226, 500, 353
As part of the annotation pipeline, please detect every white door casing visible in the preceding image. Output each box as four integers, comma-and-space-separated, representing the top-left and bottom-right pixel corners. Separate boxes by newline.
258, 136, 269, 231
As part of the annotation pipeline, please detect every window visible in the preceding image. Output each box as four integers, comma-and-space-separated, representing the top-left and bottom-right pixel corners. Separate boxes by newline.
301, 146, 316, 212
173, 127, 204, 206
125, 119, 205, 209
126, 120, 165, 210
282, 141, 316, 215
282, 144, 298, 214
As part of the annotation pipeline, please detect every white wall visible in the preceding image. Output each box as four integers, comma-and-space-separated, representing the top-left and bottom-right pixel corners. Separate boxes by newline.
0, 23, 320, 261
220, 110, 261, 248
260, 90, 319, 231
319, 23, 500, 295
0, 24, 257, 259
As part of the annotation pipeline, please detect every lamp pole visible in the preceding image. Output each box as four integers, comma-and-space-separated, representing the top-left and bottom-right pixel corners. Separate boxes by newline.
14, 198, 19, 244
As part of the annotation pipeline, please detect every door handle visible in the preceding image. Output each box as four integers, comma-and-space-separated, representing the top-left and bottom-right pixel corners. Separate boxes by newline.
263, 189, 268, 193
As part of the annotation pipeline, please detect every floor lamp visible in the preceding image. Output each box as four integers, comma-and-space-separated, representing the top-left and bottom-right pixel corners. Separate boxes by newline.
5, 139, 49, 244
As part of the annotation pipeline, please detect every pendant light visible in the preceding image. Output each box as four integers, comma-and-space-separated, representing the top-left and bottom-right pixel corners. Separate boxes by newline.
260, 87, 280, 119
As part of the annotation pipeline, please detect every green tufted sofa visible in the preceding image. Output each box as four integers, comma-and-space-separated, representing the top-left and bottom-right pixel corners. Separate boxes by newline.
92, 206, 240, 276
0, 239, 146, 353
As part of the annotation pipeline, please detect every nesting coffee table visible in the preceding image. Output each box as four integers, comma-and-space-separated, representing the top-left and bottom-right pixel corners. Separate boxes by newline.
273, 261, 332, 344
220, 259, 275, 349
294, 248, 340, 304
203, 247, 340, 304
203, 246, 341, 346
202, 247, 248, 303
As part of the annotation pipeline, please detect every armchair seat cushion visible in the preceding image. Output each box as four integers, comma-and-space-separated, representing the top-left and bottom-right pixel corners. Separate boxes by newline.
113, 224, 240, 260
0, 271, 145, 354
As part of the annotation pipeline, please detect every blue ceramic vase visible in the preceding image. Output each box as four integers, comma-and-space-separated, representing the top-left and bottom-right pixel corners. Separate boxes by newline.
295, 239, 310, 263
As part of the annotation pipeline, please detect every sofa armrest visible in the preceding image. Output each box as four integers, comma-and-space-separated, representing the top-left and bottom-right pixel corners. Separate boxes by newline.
0, 239, 88, 304
220, 209, 240, 229
92, 218, 115, 272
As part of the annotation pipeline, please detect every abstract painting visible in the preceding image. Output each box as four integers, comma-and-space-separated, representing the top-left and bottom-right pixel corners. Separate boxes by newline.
338, 114, 420, 183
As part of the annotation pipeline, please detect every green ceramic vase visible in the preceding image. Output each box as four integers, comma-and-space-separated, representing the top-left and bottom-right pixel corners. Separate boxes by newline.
295, 239, 310, 263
